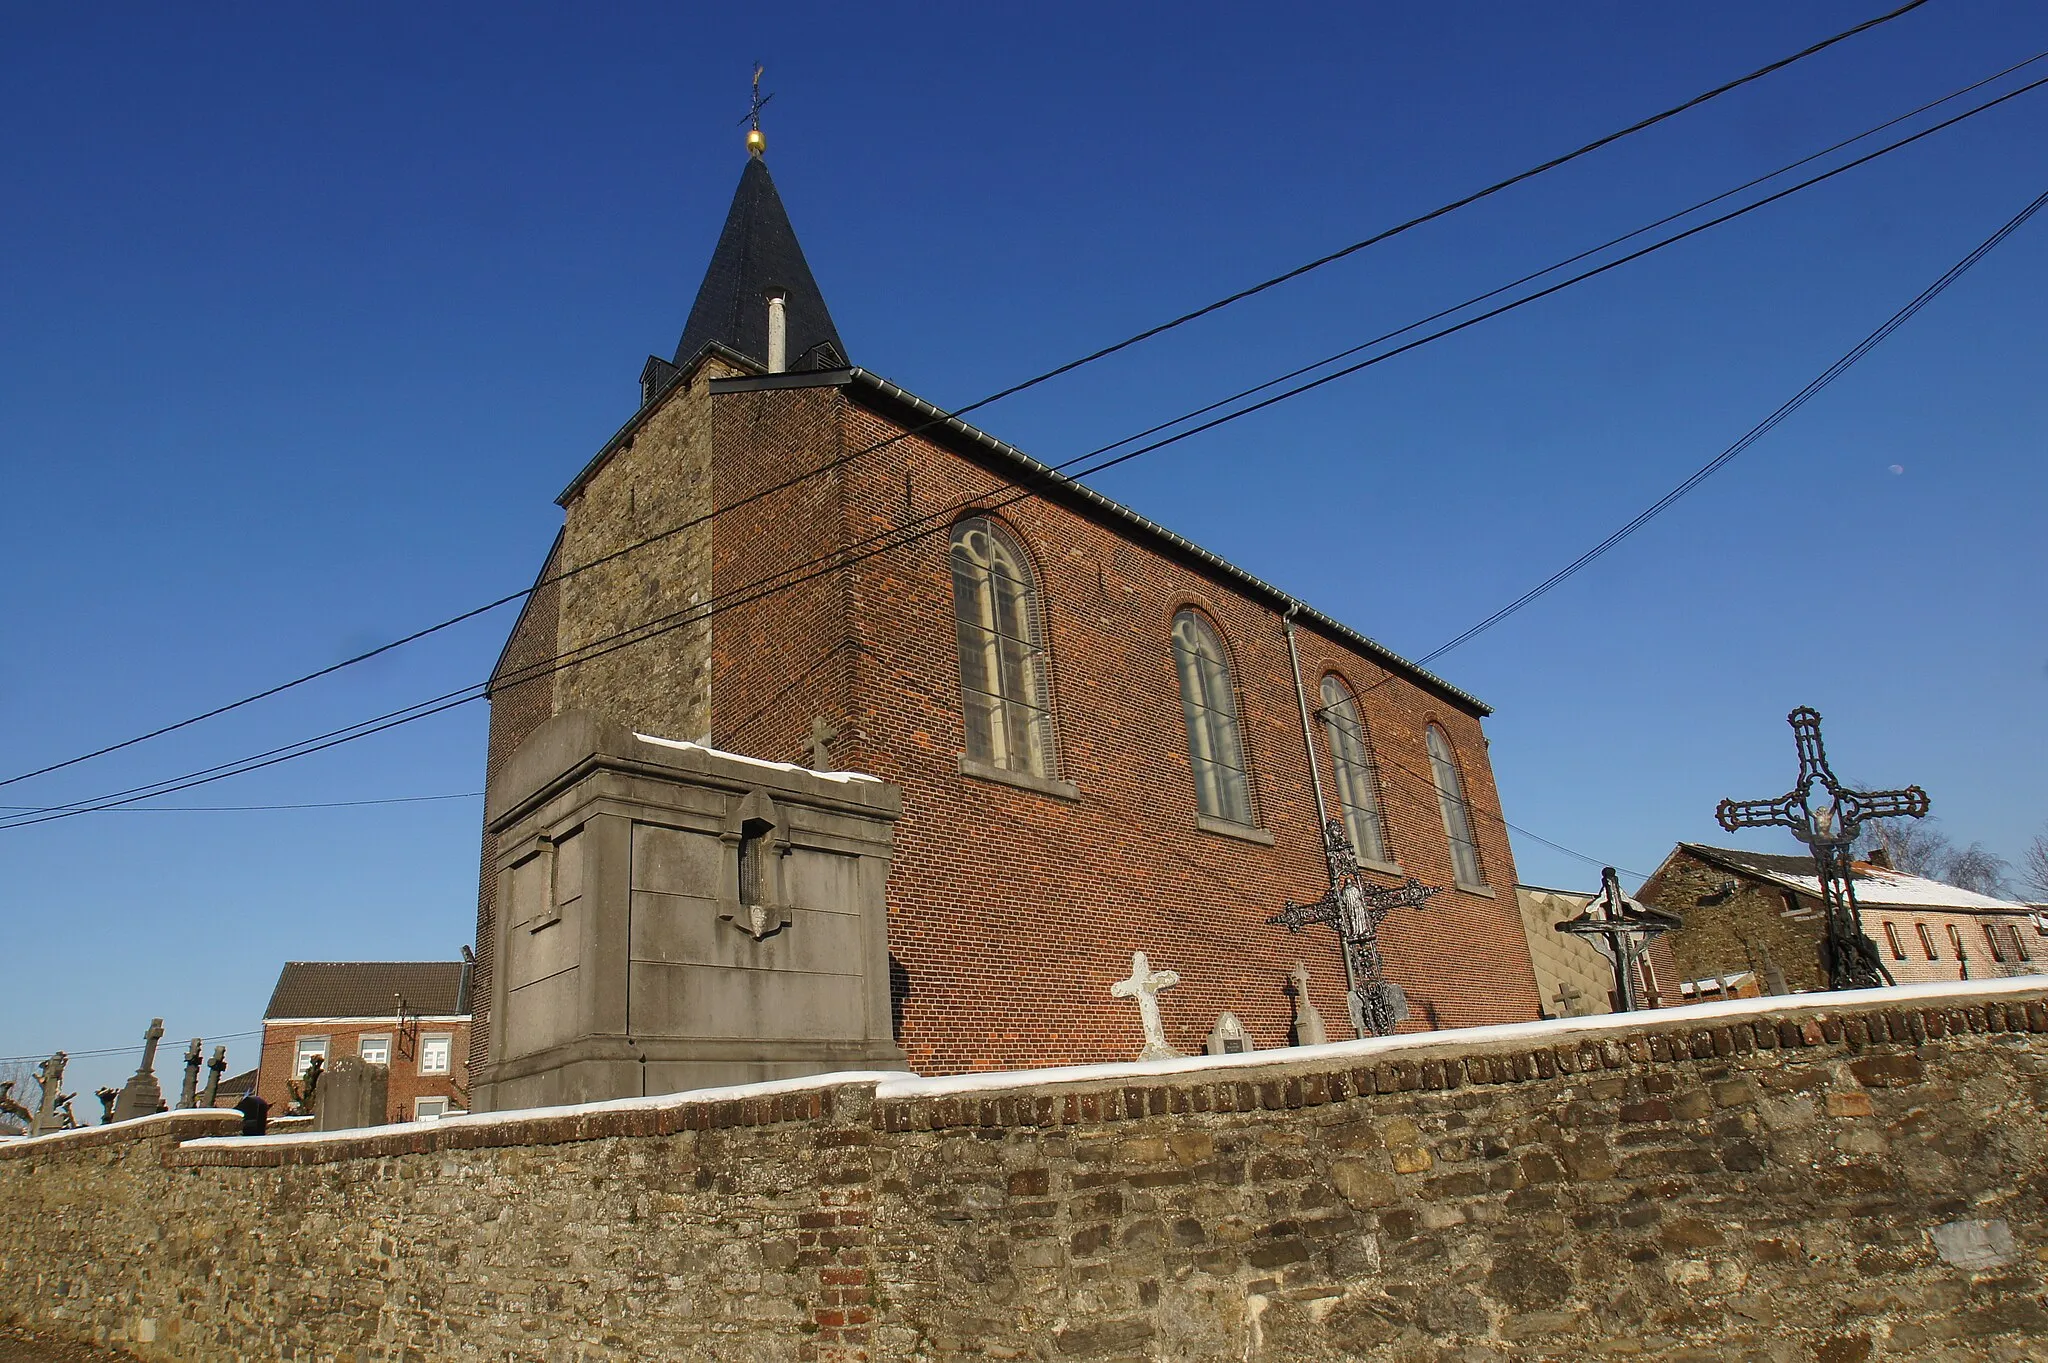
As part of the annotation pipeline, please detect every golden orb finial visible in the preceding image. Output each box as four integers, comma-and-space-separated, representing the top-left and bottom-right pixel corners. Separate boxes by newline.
746, 126, 767, 157
741, 63, 773, 158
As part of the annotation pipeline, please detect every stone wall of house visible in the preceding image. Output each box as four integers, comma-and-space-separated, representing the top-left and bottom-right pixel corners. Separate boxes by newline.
4, 982, 2045, 1362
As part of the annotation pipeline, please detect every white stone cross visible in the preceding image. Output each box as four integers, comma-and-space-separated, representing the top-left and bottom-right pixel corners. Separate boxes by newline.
1109, 950, 1182, 1061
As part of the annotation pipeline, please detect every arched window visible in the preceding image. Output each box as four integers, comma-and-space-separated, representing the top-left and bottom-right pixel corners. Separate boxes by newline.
1319, 675, 1388, 863
1171, 611, 1254, 825
950, 518, 1054, 778
1426, 724, 1485, 887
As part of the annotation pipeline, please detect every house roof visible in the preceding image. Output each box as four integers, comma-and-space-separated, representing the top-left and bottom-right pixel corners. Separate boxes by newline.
672, 156, 845, 375
1679, 843, 2032, 914
263, 962, 470, 1021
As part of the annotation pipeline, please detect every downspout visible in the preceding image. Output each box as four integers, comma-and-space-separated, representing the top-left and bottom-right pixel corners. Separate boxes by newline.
1284, 608, 1362, 1023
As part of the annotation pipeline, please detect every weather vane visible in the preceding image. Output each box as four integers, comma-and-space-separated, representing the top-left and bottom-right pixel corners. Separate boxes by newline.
741, 63, 775, 157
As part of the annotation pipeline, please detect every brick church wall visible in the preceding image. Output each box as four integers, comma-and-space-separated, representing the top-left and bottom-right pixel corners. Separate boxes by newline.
706, 382, 1539, 1074
7, 983, 2046, 1361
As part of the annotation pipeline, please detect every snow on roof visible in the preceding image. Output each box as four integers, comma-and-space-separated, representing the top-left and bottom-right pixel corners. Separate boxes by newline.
1787, 865, 2029, 913
632, 732, 881, 784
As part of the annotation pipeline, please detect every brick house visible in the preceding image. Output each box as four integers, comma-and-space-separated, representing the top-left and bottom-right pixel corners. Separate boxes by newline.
470, 139, 1542, 1082
258, 962, 472, 1122
1638, 843, 2046, 993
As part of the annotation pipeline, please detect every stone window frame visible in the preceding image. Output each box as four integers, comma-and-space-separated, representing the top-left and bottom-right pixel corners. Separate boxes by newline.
1170, 607, 1259, 832
356, 1034, 391, 1066
949, 516, 1060, 783
1425, 722, 1487, 892
418, 1033, 453, 1076
1317, 671, 1395, 872
1980, 921, 2008, 964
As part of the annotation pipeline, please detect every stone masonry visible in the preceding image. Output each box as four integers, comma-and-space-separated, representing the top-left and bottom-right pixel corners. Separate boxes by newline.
4, 980, 2045, 1361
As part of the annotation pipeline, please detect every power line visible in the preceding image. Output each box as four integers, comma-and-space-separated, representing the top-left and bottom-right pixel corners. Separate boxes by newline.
0, 0, 1933, 796
6, 69, 2038, 833
0, 1030, 265, 1067
0, 792, 479, 814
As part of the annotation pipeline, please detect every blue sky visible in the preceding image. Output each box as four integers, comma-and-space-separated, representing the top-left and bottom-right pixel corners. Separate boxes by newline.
4, 3, 2044, 1099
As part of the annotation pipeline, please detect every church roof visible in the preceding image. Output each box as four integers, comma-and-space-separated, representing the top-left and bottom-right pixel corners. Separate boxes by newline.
672, 156, 846, 374
263, 961, 471, 1021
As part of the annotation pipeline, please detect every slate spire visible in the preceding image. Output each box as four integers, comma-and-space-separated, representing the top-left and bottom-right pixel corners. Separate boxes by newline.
672, 154, 847, 373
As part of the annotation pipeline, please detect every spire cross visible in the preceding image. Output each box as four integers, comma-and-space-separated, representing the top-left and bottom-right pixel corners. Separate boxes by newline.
1269, 819, 1438, 1038
740, 63, 775, 128
1716, 706, 1929, 990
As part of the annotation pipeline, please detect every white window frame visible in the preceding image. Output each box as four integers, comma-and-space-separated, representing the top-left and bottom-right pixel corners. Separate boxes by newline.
293, 1036, 330, 1077
417, 1033, 453, 1076
413, 1097, 450, 1122
356, 1034, 391, 1066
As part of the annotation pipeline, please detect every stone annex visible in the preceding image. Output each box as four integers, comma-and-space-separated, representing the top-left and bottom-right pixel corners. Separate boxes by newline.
468, 132, 1545, 1102
2, 980, 2044, 1360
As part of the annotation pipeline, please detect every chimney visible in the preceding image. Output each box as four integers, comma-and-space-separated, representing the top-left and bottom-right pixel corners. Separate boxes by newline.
765, 287, 788, 373
1867, 846, 1892, 870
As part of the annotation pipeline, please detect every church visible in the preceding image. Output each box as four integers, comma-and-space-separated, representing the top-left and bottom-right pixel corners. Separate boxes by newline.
466, 128, 1542, 1105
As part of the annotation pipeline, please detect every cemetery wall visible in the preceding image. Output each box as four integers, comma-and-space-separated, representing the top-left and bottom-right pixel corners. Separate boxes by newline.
4, 982, 2044, 1362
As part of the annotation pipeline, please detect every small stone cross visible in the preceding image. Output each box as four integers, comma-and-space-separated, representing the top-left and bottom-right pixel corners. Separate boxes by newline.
178, 1038, 203, 1109
1552, 981, 1585, 1017
809, 716, 839, 770
139, 1018, 164, 1074
1109, 951, 1182, 1061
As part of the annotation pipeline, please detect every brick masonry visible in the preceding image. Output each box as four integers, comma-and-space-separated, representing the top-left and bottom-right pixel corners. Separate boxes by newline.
6, 981, 2045, 1360
254, 1017, 469, 1122
472, 368, 1547, 1076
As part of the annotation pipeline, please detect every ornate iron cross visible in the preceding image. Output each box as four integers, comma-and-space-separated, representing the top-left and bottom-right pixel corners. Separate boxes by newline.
1269, 818, 1438, 1038
1553, 867, 1682, 1012
1716, 706, 1929, 991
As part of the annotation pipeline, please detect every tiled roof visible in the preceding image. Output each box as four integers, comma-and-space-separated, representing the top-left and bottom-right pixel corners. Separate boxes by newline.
263, 962, 469, 1021
1681, 844, 2031, 913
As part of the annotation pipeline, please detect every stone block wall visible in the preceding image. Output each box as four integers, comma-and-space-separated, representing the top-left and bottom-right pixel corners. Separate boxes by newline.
5, 982, 2044, 1361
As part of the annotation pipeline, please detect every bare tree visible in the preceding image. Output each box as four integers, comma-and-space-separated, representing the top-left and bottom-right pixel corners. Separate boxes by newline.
1941, 843, 2013, 899
1856, 816, 2013, 898
2022, 825, 2048, 902
0, 1060, 40, 1134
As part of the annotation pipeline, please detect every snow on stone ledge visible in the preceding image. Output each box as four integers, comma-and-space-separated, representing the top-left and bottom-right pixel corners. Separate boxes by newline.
169, 975, 2045, 1152
633, 732, 881, 784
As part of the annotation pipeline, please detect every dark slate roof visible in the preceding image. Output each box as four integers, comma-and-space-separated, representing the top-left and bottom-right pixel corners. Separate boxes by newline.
1679, 844, 1819, 881
263, 962, 469, 1020
672, 156, 846, 375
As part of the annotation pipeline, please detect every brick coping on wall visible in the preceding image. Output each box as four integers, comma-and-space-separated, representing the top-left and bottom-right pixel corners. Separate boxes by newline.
12, 976, 2042, 1169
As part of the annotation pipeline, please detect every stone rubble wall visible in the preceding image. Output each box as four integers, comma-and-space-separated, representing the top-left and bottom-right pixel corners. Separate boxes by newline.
3, 982, 2045, 1361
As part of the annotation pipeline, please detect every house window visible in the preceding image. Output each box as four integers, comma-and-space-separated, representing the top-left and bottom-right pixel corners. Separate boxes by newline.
1170, 610, 1254, 825
1319, 675, 1388, 863
1916, 923, 1937, 959
293, 1036, 329, 1079
1882, 923, 1904, 961
950, 518, 1055, 778
418, 1034, 452, 1076
1947, 924, 1966, 959
1426, 724, 1485, 888
1981, 922, 2008, 963
414, 1097, 450, 1122
357, 1035, 391, 1066
2011, 925, 2033, 963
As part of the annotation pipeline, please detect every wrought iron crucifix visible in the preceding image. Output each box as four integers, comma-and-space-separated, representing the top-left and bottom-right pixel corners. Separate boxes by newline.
1269, 819, 1439, 1037
1554, 868, 1682, 1012
1716, 706, 1929, 991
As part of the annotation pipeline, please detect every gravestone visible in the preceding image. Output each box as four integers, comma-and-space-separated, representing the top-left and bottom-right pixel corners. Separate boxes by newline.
1109, 951, 1182, 1061
1205, 1012, 1254, 1056
1286, 963, 1328, 1047
473, 712, 907, 1110
112, 1019, 166, 1122
1552, 982, 1587, 1018
201, 1046, 227, 1108
94, 1088, 118, 1125
177, 1038, 203, 1109
29, 1053, 68, 1137
314, 1056, 390, 1132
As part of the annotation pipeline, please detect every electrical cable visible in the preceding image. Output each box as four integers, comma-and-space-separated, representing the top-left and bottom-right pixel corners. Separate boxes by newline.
0, 0, 1936, 795
0, 792, 480, 814
7, 70, 2041, 833
0, 1030, 266, 1067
